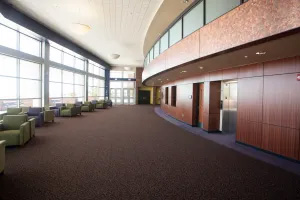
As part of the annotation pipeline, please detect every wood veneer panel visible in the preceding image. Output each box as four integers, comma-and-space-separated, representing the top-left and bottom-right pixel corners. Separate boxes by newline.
209, 81, 221, 114
176, 84, 194, 125
209, 71, 222, 81
203, 82, 210, 114
264, 56, 300, 76
236, 119, 262, 148
198, 83, 204, 124
238, 63, 263, 78
238, 77, 263, 122
263, 73, 300, 129
262, 124, 300, 160
222, 67, 239, 80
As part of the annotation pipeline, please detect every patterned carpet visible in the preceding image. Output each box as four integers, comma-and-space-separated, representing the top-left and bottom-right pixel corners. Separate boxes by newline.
0, 105, 299, 200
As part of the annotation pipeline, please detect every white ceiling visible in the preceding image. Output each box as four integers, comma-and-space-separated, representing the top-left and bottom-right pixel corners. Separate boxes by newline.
7, 0, 163, 67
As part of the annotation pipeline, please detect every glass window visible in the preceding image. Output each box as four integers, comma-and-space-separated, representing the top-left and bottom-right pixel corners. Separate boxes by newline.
50, 47, 62, 63
169, 19, 182, 46
0, 25, 18, 50
123, 71, 135, 79
154, 41, 160, 58
75, 58, 85, 70
183, 2, 204, 37
74, 74, 84, 85
110, 71, 122, 78
20, 99, 41, 108
123, 81, 135, 88
99, 80, 105, 87
49, 82, 62, 98
110, 81, 122, 88
0, 77, 17, 99
99, 68, 105, 77
20, 79, 41, 99
88, 64, 94, 74
74, 85, 84, 97
49, 67, 62, 82
63, 84, 74, 97
94, 67, 100, 76
149, 48, 154, 62
0, 55, 17, 77
20, 34, 41, 57
63, 71, 73, 84
160, 32, 169, 53
0, 100, 18, 111
206, 0, 240, 23
20, 60, 40, 80
63, 53, 74, 67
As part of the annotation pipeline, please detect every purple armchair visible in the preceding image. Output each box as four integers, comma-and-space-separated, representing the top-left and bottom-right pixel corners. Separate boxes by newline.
50, 103, 65, 117
27, 107, 44, 127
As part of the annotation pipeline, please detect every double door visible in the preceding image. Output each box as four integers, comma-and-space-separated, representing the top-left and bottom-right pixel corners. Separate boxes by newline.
110, 88, 135, 105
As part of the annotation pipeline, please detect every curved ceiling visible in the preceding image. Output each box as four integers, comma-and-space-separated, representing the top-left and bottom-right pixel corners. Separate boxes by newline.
143, 0, 196, 56
6, 0, 163, 67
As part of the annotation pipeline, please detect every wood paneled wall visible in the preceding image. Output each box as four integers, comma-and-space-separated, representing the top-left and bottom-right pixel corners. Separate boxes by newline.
161, 56, 300, 160
142, 0, 300, 82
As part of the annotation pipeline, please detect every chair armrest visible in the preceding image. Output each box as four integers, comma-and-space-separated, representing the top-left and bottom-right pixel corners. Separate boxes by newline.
60, 106, 67, 111
0, 140, 5, 148
20, 122, 30, 145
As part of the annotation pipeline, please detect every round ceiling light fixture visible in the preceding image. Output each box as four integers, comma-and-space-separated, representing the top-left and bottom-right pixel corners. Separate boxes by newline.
124, 67, 131, 71
71, 23, 91, 35
110, 54, 120, 59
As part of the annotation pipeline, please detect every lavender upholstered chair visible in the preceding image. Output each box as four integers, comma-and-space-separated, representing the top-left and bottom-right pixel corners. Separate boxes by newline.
27, 107, 44, 127
50, 103, 65, 117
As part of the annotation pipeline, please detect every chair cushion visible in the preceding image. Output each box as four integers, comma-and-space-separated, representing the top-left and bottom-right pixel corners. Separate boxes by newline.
28, 107, 43, 115
3, 115, 27, 130
66, 104, 75, 108
7, 108, 22, 115
0, 130, 20, 136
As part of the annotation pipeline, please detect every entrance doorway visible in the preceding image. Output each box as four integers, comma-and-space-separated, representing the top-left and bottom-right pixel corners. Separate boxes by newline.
138, 90, 151, 104
221, 80, 238, 134
110, 88, 122, 105
123, 89, 135, 105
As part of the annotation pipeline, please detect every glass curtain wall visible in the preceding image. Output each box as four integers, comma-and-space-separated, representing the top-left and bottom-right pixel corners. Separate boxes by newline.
0, 14, 42, 111
144, 0, 244, 67
0, 13, 107, 110
110, 71, 135, 105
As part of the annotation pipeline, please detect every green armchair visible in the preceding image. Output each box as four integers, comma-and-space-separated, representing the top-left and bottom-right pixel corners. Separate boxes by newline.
0, 115, 31, 146
81, 102, 94, 112
0, 140, 5, 175
95, 100, 108, 109
60, 104, 81, 117
0, 108, 23, 121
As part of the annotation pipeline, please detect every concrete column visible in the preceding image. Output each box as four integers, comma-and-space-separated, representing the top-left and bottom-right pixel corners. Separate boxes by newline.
43, 40, 50, 109
85, 60, 89, 102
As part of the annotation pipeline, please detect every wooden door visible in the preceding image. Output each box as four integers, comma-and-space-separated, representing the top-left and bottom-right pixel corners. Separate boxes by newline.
198, 83, 204, 127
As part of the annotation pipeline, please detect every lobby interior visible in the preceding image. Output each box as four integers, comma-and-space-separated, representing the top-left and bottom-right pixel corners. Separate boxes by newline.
0, 0, 300, 199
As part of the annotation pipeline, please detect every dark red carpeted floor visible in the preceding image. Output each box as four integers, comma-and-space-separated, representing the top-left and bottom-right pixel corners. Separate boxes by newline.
0, 105, 299, 200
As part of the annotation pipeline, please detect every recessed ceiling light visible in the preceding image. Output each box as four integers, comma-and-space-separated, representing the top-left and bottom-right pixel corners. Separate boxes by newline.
158, 78, 161, 81
110, 54, 120, 59
71, 23, 91, 35
180, 70, 187, 73
244, 56, 248, 58
166, 79, 169, 81
183, 0, 189, 3
256, 51, 266, 55
124, 67, 131, 70
199, 66, 204, 69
